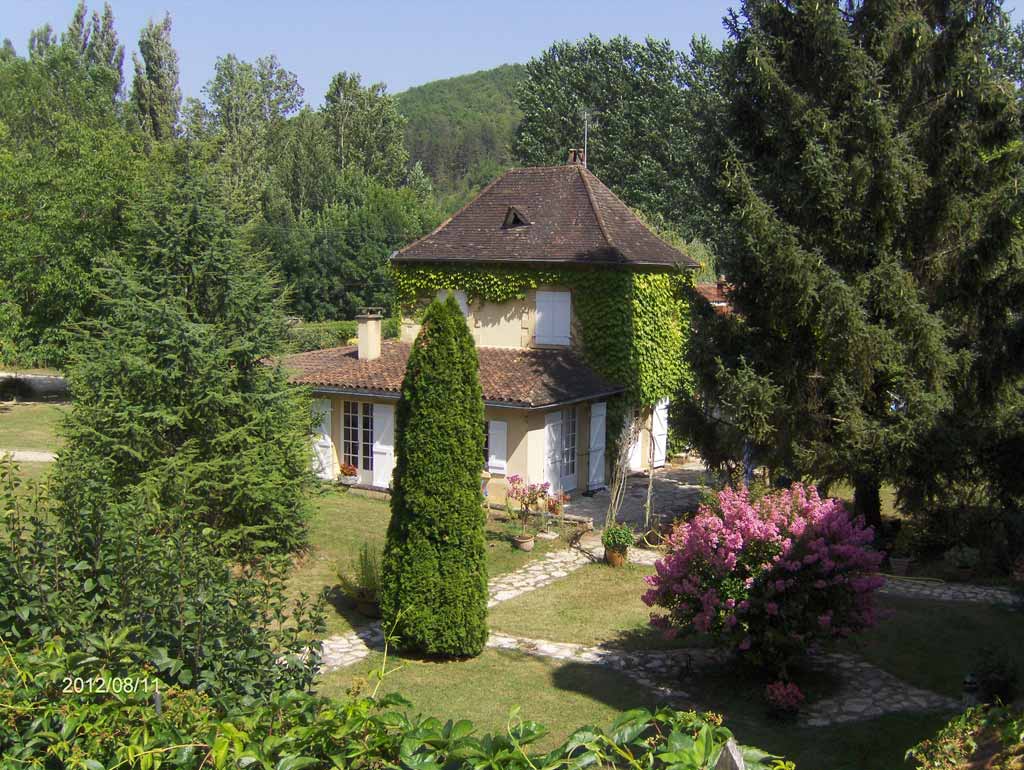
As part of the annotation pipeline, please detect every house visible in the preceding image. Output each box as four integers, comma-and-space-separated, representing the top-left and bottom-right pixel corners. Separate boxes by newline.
283, 150, 698, 502
694, 277, 733, 315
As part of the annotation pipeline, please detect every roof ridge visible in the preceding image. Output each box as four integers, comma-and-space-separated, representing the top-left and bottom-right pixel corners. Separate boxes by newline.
577, 165, 614, 251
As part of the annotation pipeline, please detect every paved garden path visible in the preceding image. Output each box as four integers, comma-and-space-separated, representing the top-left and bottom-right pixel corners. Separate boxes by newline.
564, 462, 706, 527
321, 544, 651, 671
318, 544, 965, 728
880, 576, 1017, 605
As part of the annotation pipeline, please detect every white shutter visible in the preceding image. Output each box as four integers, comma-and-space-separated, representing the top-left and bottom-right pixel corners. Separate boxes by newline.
588, 402, 606, 490
652, 397, 669, 468
437, 289, 468, 316
535, 290, 571, 346
311, 399, 336, 479
544, 411, 562, 491
488, 420, 507, 474
372, 403, 395, 488
628, 407, 644, 471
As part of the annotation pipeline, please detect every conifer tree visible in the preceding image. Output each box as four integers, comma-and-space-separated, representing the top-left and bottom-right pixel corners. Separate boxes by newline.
696, 0, 958, 528
381, 296, 488, 657
53, 145, 313, 553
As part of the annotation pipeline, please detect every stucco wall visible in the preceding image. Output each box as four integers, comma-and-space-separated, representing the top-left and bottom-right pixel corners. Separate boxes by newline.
400, 285, 577, 350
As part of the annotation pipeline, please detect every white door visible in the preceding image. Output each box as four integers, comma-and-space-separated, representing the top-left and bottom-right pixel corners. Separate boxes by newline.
588, 402, 606, 490
372, 403, 395, 489
652, 397, 669, 468
311, 399, 336, 479
560, 407, 578, 492
544, 411, 563, 492
628, 408, 644, 472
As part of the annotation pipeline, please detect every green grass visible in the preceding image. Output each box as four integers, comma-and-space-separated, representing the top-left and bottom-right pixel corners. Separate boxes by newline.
316, 646, 945, 769
837, 595, 1024, 697
489, 562, 682, 649
0, 402, 66, 451
290, 487, 567, 637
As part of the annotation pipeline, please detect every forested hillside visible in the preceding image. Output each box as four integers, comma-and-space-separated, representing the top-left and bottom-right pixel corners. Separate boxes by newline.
396, 64, 524, 211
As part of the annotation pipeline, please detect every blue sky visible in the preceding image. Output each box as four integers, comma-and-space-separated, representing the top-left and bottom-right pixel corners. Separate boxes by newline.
4, 0, 736, 103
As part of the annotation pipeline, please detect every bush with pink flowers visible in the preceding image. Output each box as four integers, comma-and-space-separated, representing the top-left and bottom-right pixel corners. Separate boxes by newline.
764, 681, 805, 716
643, 483, 884, 673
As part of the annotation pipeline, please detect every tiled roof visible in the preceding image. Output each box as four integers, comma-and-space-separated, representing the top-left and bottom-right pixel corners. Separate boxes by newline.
695, 282, 733, 315
283, 341, 625, 408
393, 165, 699, 270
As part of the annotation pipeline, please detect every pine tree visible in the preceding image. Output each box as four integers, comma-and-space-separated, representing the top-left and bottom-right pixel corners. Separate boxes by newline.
380, 296, 488, 657
696, 0, 958, 528
130, 14, 181, 140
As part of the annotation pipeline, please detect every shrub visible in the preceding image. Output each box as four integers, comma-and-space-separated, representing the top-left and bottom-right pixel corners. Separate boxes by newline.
381, 296, 488, 657
0, 459, 324, 699
0, 642, 792, 770
287, 318, 401, 353
975, 647, 1019, 704
907, 705, 1024, 770
602, 522, 635, 553
643, 483, 883, 672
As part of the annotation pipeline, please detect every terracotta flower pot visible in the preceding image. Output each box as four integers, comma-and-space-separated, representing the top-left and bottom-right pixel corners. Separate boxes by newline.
605, 547, 627, 567
513, 534, 535, 552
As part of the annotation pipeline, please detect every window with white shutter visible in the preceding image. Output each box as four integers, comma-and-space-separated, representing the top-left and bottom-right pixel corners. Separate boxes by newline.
535, 290, 571, 346
487, 420, 507, 475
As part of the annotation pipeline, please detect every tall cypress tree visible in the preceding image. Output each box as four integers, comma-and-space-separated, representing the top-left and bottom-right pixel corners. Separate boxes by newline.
697, 0, 957, 528
130, 14, 180, 140
381, 296, 488, 657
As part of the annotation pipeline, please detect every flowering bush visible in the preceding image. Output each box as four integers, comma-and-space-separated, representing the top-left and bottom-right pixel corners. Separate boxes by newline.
506, 474, 550, 534
764, 681, 804, 715
643, 483, 884, 671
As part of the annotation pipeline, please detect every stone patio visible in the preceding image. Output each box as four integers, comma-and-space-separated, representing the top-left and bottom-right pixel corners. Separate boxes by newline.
565, 461, 708, 527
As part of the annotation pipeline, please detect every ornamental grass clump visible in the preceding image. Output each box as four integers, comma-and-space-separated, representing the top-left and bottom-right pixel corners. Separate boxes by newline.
643, 483, 884, 673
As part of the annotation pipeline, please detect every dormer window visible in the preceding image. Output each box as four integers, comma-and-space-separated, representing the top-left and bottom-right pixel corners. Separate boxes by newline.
502, 206, 530, 229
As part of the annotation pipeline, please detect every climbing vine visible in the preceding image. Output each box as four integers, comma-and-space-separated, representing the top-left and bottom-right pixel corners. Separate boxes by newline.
391, 263, 694, 421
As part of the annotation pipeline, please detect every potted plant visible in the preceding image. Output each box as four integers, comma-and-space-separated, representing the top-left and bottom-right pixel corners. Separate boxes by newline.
337, 542, 382, 617
507, 475, 549, 551
538, 492, 569, 540
339, 462, 360, 486
602, 522, 634, 567
764, 680, 804, 721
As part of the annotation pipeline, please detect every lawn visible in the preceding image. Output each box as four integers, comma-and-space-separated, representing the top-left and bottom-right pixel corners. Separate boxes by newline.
0, 402, 66, 451
289, 486, 568, 637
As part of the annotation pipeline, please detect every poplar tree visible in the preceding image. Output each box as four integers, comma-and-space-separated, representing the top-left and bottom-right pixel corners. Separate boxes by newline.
381, 296, 488, 657
130, 14, 181, 140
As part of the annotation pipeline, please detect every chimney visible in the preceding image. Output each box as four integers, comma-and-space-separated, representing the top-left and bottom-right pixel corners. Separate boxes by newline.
356, 307, 383, 361
566, 147, 586, 166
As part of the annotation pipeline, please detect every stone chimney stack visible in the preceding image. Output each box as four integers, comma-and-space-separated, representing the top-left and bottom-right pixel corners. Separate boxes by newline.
356, 308, 383, 361
566, 147, 586, 166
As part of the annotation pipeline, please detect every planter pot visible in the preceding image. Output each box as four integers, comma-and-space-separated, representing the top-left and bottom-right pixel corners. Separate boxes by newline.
605, 547, 628, 568
513, 534, 535, 552
355, 599, 381, 618
340, 475, 360, 486
889, 556, 912, 576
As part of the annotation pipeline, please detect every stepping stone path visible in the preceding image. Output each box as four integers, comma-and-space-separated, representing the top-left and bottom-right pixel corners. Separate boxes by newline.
320, 545, 649, 672
802, 653, 960, 726
316, 543, 965, 729
880, 576, 1018, 606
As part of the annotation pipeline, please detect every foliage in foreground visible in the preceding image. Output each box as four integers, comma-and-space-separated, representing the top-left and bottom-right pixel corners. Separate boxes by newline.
1, 639, 790, 770
382, 296, 488, 657
643, 483, 883, 674
907, 705, 1024, 770
0, 461, 324, 700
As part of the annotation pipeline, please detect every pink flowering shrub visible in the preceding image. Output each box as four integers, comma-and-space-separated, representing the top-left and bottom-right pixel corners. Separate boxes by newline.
643, 483, 884, 671
764, 681, 804, 714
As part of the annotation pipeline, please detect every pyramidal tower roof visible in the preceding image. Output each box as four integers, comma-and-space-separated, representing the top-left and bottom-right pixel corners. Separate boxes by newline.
393, 163, 698, 270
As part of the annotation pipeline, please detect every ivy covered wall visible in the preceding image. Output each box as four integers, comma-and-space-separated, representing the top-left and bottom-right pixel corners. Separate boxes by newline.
391, 264, 694, 437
